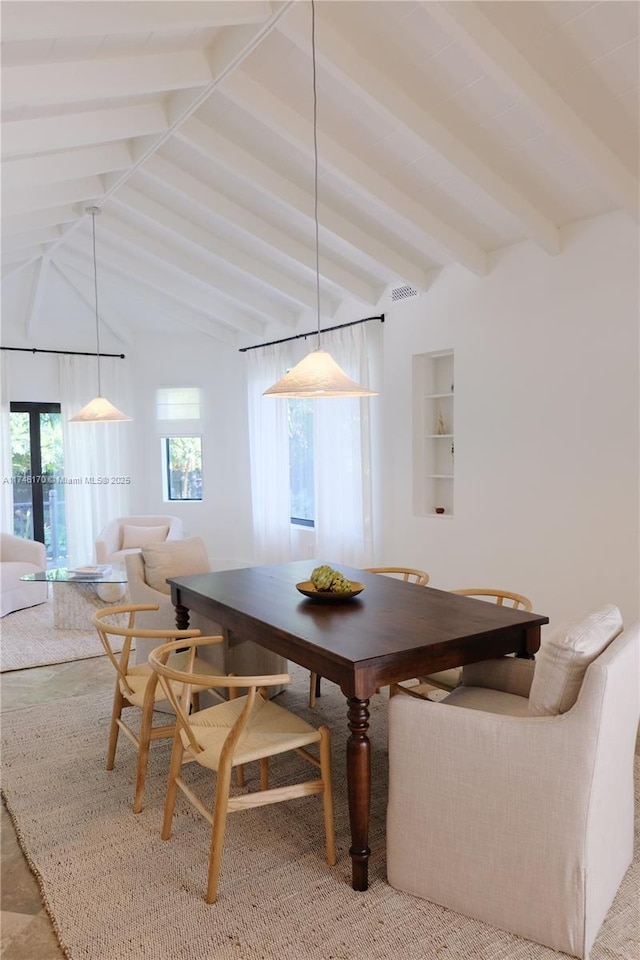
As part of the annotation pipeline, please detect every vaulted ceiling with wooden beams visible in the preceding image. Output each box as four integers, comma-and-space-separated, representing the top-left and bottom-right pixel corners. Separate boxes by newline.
2, 1, 638, 348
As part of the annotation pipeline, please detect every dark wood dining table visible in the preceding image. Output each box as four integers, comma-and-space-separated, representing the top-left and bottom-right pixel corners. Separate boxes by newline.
168, 559, 549, 891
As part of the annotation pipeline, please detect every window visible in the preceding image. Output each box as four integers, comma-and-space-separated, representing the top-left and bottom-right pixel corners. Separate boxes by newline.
9, 402, 68, 565
165, 437, 202, 501
156, 388, 203, 502
288, 398, 314, 526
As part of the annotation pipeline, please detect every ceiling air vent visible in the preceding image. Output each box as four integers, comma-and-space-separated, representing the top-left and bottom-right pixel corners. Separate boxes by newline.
390, 283, 420, 302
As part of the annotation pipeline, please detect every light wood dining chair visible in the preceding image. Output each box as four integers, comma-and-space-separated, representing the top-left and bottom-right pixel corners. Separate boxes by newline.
405, 588, 533, 698
92, 604, 217, 813
309, 566, 431, 707
364, 566, 430, 585
149, 636, 337, 903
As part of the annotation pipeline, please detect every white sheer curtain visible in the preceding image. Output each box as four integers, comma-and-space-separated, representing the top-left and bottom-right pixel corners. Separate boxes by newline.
58, 354, 132, 567
0, 352, 13, 533
246, 324, 374, 568
313, 325, 374, 567
246, 343, 298, 563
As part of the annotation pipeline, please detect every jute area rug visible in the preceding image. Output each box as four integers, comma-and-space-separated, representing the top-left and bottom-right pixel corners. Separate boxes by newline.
0, 601, 124, 672
1, 664, 638, 960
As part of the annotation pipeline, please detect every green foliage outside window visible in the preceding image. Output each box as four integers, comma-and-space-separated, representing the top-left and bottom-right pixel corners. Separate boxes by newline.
166, 437, 202, 500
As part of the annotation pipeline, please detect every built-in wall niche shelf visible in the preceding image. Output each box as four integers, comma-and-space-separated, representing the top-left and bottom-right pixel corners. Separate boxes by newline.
412, 349, 454, 517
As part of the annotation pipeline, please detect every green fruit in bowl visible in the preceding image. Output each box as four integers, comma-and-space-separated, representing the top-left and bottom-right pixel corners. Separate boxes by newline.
330, 573, 352, 594
310, 565, 351, 593
310, 565, 336, 591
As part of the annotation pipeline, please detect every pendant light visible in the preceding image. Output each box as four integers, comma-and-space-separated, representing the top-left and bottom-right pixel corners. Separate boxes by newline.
264, 0, 377, 399
68, 207, 131, 423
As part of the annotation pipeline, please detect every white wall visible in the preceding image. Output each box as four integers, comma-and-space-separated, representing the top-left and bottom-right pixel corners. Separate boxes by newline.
127, 333, 255, 569
378, 212, 639, 631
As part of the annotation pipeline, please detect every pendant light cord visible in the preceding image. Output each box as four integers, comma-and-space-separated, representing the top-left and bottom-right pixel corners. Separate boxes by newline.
311, 0, 321, 350
90, 208, 103, 397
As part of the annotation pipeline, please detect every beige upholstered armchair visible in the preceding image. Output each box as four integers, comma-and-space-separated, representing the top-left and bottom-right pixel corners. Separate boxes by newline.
95, 515, 184, 564
1, 532, 48, 617
387, 606, 639, 959
125, 538, 287, 694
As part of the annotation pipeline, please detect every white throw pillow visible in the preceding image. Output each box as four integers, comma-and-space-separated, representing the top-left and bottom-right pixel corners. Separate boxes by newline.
528, 604, 623, 716
142, 537, 210, 595
121, 524, 169, 550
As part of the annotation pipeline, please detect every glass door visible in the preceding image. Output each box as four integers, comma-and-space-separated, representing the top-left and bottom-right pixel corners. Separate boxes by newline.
9, 402, 67, 567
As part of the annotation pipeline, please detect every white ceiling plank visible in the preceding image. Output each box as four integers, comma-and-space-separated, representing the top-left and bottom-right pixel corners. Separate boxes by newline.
224, 71, 488, 275
52, 261, 132, 346
2, 51, 213, 109
56, 256, 239, 346
164, 3, 296, 127
25, 254, 51, 340
427, 0, 639, 217
3, 143, 132, 189
37, 3, 295, 263
2, 256, 41, 279
279, 6, 560, 255
3, 227, 61, 251
2, 206, 82, 236
2, 177, 104, 218
2, 103, 169, 160
111, 185, 335, 314
176, 118, 432, 291
58, 245, 262, 340
96, 210, 295, 329
142, 155, 377, 303
1, 1, 272, 41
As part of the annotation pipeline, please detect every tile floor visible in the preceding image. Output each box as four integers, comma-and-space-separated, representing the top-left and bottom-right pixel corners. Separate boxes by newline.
1, 655, 114, 960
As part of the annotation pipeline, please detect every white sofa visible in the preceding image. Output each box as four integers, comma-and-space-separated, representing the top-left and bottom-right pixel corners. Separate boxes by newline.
387, 606, 639, 959
1, 533, 48, 617
95, 515, 183, 564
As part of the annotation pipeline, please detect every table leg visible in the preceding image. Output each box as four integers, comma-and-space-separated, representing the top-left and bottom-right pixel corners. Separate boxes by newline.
346, 696, 371, 891
175, 602, 190, 630
516, 624, 540, 659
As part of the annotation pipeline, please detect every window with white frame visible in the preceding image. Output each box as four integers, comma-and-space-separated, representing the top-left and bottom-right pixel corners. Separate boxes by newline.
156, 388, 202, 502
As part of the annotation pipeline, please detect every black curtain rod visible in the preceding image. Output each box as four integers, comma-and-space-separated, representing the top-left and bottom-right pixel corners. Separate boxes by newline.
1, 346, 126, 359
238, 313, 384, 353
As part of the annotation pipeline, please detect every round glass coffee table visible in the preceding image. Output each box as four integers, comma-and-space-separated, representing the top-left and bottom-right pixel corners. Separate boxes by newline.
21, 567, 129, 630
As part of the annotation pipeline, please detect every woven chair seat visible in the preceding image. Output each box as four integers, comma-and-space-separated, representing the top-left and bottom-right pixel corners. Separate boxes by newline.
120, 653, 213, 707
183, 695, 322, 770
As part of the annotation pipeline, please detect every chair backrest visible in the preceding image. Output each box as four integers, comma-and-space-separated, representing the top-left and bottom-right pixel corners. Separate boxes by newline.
95, 516, 184, 563
365, 567, 430, 586
0, 532, 46, 566
92, 604, 201, 697
450, 588, 532, 611
148, 636, 291, 758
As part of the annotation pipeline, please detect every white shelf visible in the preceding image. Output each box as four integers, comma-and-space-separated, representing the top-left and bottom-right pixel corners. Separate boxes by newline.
413, 350, 454, 517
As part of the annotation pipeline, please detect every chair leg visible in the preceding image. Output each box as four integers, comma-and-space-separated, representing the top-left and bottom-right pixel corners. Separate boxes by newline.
206, 764, 232, 904
106, 685, 125, 770
161, 735, 185, 841
309, 672, 321, 708
318, 725, 336, 866
133, 702, 156, 814
260, 758, 269, 790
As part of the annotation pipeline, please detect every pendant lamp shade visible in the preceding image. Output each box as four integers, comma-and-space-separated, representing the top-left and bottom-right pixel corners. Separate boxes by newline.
69, 206, 131, 423
263, 1, 377, 400
263, 349, 377, 398
68, 396, 131, 423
